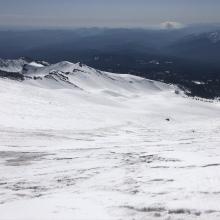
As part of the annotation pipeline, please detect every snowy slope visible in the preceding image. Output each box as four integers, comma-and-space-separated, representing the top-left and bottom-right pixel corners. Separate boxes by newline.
0, 59, 220, 220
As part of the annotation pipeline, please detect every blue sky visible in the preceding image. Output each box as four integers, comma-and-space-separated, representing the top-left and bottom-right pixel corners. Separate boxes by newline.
0, 0, 220, 28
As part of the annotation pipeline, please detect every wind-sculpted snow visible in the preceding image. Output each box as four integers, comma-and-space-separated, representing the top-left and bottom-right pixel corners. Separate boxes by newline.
0, 60, 220, 220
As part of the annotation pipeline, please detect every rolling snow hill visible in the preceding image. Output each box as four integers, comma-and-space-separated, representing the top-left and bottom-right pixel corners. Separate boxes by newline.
0, 59, 220, 220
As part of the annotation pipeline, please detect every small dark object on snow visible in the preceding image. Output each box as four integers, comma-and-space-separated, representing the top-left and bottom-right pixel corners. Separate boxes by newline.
175, 90, 180, 95
166, 118, 170, 121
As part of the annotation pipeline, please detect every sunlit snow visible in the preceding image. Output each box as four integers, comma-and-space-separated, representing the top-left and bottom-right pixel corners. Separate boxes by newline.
0, 60, 220, 220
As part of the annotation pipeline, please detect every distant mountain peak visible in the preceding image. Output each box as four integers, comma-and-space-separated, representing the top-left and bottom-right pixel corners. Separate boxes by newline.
160, 21, 184, 30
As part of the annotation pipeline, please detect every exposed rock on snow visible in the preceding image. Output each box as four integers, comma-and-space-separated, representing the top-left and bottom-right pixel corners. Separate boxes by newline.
0, 58, 28, 72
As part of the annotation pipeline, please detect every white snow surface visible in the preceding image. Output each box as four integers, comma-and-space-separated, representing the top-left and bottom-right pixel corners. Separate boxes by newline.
0, 60, 220, 220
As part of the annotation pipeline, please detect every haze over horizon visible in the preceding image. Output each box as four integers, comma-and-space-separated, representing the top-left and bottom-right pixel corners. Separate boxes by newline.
0, 0, 220, 28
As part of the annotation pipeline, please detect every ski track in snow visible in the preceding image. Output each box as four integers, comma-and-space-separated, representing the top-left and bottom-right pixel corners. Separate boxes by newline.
0, 60, 220, 220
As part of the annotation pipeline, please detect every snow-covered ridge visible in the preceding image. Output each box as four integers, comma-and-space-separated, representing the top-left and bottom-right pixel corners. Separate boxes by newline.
0, 58, 177, 95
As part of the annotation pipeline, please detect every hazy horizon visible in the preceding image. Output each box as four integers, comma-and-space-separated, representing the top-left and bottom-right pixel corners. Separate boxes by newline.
1, 22, 220, 31
0, 0, 220, 29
